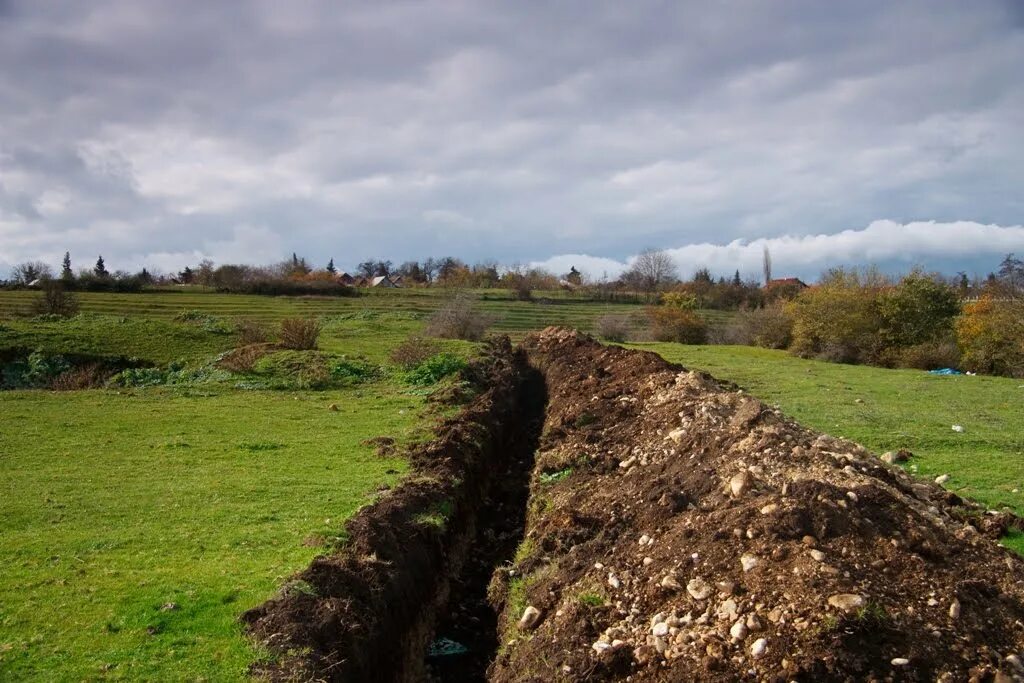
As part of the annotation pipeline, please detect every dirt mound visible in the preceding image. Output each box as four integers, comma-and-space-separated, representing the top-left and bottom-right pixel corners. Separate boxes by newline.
242, 337, 542, 682
490, 327, 1024, 682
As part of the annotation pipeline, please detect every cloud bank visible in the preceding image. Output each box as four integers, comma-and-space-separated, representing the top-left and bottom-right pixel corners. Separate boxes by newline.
531, 221, 1024, 282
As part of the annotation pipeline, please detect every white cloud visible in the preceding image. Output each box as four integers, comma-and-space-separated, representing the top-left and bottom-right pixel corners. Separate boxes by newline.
534, 220, 1024, 282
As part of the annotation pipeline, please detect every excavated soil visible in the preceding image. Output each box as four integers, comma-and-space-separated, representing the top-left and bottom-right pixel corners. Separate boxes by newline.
488, 328, 1024, 682
244, 328, 1024, 682
243, 337, 544, 682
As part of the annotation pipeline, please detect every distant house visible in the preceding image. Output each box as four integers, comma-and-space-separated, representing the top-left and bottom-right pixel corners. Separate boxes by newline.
390, 274, 404, 287
335, 271, 355, 286
369, 275, 397, 288
765, 277, 809, 300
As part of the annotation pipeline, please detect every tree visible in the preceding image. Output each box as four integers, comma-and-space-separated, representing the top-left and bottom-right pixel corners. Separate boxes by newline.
11, 261, 53, 285
876, 270, 959, 349
762, 246, 772, 285
326, 258, 337, 274
93, 256, 109, 278
196, 259, 215, 286
732, 269, 742, 287
626, 248, 678, 294
564, 266, 583, 286
61, 252, 73, 281
137, 268, 153, 284
32, 280, 79, 317
178, 266, 195, 284
996, 253, 1024, 295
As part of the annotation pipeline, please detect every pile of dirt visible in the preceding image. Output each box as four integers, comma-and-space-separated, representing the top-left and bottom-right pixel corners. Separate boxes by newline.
490, 327, 1024, 682
242, 337, 543, 682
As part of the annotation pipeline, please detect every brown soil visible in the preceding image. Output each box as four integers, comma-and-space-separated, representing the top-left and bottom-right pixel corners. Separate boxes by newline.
242, 337, 545, 682
488, 328, 1024, 682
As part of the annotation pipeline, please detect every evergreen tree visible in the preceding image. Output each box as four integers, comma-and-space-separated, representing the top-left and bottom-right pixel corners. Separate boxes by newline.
61, 252, 73, 281
94, 255, 109, 278
326, 258, 337, 274
733, 269, 742, 286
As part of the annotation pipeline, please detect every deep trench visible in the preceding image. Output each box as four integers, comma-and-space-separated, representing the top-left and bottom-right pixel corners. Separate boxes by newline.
424, 366, 547, 682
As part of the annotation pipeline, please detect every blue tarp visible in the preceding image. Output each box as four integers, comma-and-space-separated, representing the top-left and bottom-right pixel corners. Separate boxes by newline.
929, 368, 962, 375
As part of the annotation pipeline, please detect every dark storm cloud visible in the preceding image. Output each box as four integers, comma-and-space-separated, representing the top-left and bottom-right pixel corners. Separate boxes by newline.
1, 0, 1023, 278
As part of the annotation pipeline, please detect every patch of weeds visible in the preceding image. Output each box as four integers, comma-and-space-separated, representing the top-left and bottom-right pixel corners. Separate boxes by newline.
281, 579, 318, 598
330, 357, 382, 385
576, 591, 605, 607
573, 412, 598, 428
173, 310, 233, 334
414, 498, 454, 529
404, 353, 467, 386
238, 441, 284, 452
539, 467, 573, 485
1, 349, 71, 389
855, 601, 890, 626
513, 537, 536, 564
113, 361, 220, 388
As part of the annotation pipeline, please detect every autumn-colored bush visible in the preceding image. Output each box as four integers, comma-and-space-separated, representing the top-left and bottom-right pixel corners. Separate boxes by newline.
789, 268, 886, 363
646, 306, 707, 344
236, 319, 271, 345
219, 344, 273, 373
955, 296, 1024, 378
726, 302, 794, 349
595, 314, 633, 343
425, 295, 494, 341
279, 318, 321, 350
389, 336, 442, 370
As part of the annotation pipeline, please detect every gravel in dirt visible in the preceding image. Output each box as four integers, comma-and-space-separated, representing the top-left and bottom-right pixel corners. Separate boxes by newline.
488, 327, 1024, 682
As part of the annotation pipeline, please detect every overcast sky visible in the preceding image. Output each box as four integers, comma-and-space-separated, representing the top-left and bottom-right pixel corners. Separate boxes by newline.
1, 0, 1023, 281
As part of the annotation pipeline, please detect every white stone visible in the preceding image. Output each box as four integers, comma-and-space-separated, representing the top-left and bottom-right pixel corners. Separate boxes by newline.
652, 622, 669, 637
828, 593, 865, 612
518, 606, 542, 630
891, 658, 910, 666
809, 549, 826, 562
740, 554, 759, 572
730, 619, 748, 641
935, 474, 950, 485
730, 471, 751, 497
608, 573, 621, 589
687, 577, 712, 600
750, 638, 768, 658
949, 599, 961, 619
642, 556, 654, 566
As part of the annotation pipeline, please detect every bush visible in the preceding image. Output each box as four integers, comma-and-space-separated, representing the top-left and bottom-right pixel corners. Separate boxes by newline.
956, 297, 1024, 378
389, 336, 442, 369
218, 344, 272, 373
216, 279, 357, 297
789, 268, 885, 364
727, 302, 793, 349
660, 291, 698, 309
329, 357, 381, 385
236, 319, 271, 345
51, 364, 110, 390
279, 318, 321, 350
876, 271, 959, 349
646, 306, 707, 344
425, 295, 494, 341
31, 282, 79, 318
404, 353, 467, 385
595, 314, 632, 343
891, 338, 962, 370
252, 351, 331, 389
173, 310, 233, 334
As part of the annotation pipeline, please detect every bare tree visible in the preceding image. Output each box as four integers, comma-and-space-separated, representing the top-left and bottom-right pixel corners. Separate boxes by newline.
762, 246, 772, 285
11, 261, 53, 284
626, 248, 678, 293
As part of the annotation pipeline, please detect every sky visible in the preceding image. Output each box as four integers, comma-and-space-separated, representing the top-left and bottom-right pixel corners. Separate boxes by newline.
1, 0, 1023, 282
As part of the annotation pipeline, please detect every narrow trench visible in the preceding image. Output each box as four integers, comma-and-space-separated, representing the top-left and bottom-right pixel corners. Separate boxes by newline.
425, 367, 547, 682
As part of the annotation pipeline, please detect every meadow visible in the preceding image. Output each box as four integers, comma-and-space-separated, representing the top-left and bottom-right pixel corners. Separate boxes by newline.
1, 288, 1022, 679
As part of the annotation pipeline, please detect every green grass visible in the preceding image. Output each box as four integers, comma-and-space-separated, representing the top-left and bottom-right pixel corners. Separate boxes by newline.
0, 387, 422, 680
634, 343, 1024, 550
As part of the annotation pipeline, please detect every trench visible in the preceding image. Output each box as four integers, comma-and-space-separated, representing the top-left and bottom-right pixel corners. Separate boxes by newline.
424, 366, 547, 681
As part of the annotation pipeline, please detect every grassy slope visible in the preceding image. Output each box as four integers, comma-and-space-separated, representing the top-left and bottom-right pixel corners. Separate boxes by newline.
0, 387, 419, 681
635, 343, 1024, 550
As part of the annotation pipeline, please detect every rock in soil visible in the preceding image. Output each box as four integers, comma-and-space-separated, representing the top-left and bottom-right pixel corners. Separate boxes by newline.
488, 328, 1024, 683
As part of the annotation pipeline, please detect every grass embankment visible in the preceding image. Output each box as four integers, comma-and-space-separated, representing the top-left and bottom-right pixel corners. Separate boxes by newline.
0, 288, 734, 341
637, 343, 1024, 552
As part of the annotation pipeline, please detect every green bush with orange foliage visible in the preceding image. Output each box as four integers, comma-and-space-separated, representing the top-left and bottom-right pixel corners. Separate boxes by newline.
955, 296, 1024, 378
646, 306, 707, 344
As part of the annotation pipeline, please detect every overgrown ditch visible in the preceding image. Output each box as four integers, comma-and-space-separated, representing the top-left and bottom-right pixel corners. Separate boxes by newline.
245, 328, 1024, 682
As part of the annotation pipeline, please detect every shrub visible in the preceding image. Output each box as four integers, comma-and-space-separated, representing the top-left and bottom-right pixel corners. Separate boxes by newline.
660, 291, 699, 309
389, 336, 442, 370
404, 353, 467, 385
646, 306, 707, 344
279, 318, 321, 350
876, 271, 959, 349
218, 344, 272, 373
727, 302, 794, 349
236, 319, 271, 345
425, 295, 494, 341
892, 338, 962, 370
31, 281, 79, 318
789, 268, 886, 364
50, 364, 110, 390
253, 351, 331, 389
595, 314, 632, 343
173, 310, 233, 334
955, 297, 1024, 378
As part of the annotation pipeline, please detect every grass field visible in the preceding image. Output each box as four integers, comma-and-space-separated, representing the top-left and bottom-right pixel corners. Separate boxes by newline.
0, 387, 421, 680
2, 290, 1022, 679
